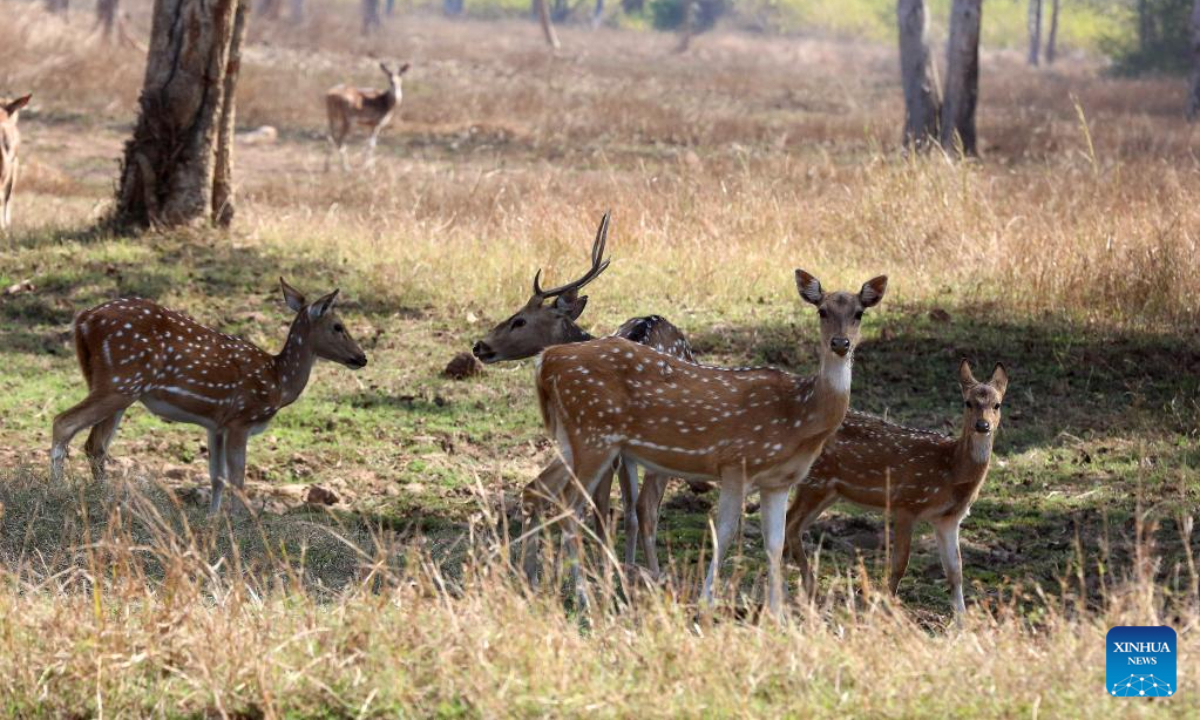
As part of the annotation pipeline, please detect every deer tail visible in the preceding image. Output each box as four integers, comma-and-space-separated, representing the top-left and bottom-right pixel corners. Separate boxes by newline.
72, 312, 93, 389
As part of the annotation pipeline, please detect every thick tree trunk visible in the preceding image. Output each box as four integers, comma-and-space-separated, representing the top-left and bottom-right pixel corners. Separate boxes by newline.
535, 0, 560, 49
941, 0, 982, 156
1027, 0, 1042, 65
362, 0, 381, 35
1190, 0, 1200, 120
677, 0, 695, 53
45, 0, 69, 13
1045, 0, 1060, 64
97, 0, 119, 39
113, 0, 244, 230
897, 0, 940, 150
213, 0, 248, 227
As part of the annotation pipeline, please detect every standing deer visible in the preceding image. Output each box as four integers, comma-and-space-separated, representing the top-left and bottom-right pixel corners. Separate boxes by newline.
536, 270, 888, 613
50, 280, 368, 513
1, 94, 32, 232
472, 212, 704, 580
784, 360, 1008, 614
325, 62, 409, 172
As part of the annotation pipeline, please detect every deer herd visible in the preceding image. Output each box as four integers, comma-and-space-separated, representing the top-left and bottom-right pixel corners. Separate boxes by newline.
9, 66, 1009, 619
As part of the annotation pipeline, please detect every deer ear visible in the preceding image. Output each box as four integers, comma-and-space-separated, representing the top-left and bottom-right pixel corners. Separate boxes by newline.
309, 289, 340, 319
859, 275, 888, 308
554, 293, 588, 321
398, 63, 411, 75
280, 277, 306, 312
5, 94, 31, 117
794, 269, 824, 306
379, 62, 391, 75
989, 363, 1009, 396
958, 359, 978, 395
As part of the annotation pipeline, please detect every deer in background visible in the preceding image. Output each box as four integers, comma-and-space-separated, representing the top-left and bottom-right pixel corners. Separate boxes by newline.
325, 62, 410, 172
472, 212, 706, 580
50, 280, 368, 514
784, 360, 1008, 615
1, 94, 32, 232
536, 270, 888, 613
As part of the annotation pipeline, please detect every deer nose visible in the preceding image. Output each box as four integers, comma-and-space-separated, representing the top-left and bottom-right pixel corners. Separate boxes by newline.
352, 353, 368, 369
473, 341, 495, 362
830, 337, 851, 356
974, 419, 991, 434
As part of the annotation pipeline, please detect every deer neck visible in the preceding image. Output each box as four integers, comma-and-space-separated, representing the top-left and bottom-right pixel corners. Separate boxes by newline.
560, 322, 594, 346
954, 430, 994, 481
273, 315, 319, 407
816, 350, 852, 401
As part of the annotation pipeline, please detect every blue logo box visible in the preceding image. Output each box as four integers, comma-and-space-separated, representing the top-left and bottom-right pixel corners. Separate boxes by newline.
1107, 626, 1177, 697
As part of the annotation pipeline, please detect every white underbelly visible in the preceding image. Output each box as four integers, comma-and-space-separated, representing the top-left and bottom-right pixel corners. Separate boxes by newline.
141, 396, 218, 431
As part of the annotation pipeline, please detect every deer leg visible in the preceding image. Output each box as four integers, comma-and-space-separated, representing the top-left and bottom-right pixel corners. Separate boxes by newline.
364, 128, 380, 168
213, 426, 249, 515
563, 448, 620, 611
760, 486, 791, 618
934, 516, 966, 615
784, 490, 836, 597
701, 468, 745, 607
591, 465, 613, 544
521, 457, 571, 585
617, 457, 639, 568
83, 409, 125, 481
51, 393, 134, 482
636, 472, 669, 578
888, 511, 916, 597
206, 428, 227, 514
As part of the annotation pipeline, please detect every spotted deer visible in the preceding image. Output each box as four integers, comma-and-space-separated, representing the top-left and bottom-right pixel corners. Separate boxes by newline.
472, 212, 703, 579
1, 94, 32, 231
536, 271, 888, 613
784, 360, 1008, 614
325, 62, 409, 172
50, 280, 369, 513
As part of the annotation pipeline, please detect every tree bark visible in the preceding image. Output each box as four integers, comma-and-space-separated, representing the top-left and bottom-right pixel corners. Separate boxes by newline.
1027, 0, 1042, 65
535, 0, 560, 49
213, 0, 248, 228
443, 0, 464, 16
898, 0, 940, 150
289, 0, 304, 22
941, 0, 982, 156
97, 0, 119, 39
676, 0, 695, 53
1190, 0, 1200, 121
1045, 0, 1060, 64
113, 0, 244, 230
45, 0, 69, 14
362, 0, 381, 35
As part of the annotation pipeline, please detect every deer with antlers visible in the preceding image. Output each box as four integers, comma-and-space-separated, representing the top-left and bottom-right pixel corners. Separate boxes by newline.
1, 94, 32, 232
472, 212, 705, 580
325, 62, 410, 172
784, 360, 1008, 614
536, 270, 888, 613
50, 280, 368, 513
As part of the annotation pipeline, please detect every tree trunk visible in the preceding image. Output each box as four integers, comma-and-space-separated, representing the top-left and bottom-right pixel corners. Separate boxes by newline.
362, 0, 381, 35
676, 0, 695, 53
897, 0, 940, 150
257, 0, 281, 20
535, 0, 560, 49
443, 0, 464, 16
591, 0, 604, 28
1027, 0, 1042, 65
113, 0, 244, 230
97, 0, 119, 40
941, 0, 982, 156
45, 0, 69, 14
213, 0, 248, 228
385, 0, 395, 17
1045, 0, 1060, 64
289, 0, 304, 22
1190, 0, 1200, 121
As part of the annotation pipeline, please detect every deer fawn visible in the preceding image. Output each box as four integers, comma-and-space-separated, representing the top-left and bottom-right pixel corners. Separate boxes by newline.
784, 360, 1009, 614
472, 212, 701, 579
536, 270, 888, 613
50, 280, 369, 514
325, 62, 409, 172
1, 94, 32, 231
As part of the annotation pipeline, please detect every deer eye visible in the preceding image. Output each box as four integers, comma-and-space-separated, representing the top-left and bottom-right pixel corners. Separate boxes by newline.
964, 401, 971, 408
854, 310, 863, 321
818, 309, 828, 319
993, 403, 1001, 410
333, 323, 345, 333
511, 318, 526, 330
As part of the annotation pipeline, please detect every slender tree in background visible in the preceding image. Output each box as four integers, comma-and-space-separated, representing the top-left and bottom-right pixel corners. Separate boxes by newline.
1027, 0, 1042, 65
96, 0, 119, 40
1190, 0, 1200, 120
1045, 0, 1060, 63
443, 0, 464, 16
898, 0, 940, 150
289, 0, 304, 22
941, 0, 982, 156
113, 0, 248, 230
362, 0, 381, 35
535, 0, 560, 49
677, 0, 695, 52
45, 0, 69, 13
213, 0, 248, 227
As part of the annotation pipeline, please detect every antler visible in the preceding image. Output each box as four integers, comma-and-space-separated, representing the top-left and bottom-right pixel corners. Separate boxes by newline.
531, 211, 612, 300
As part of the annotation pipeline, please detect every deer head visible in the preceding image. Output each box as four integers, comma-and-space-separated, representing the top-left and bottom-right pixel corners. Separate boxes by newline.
795, 270, 887, 391
473, 212, 612, 363
279, 278, 368, 369
380, 62, 410, 94
958, 359, 1007, 437
1, 94, 31, 124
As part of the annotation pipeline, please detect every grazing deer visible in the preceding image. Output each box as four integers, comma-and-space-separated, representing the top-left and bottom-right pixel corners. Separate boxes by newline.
536, 270, 888, 613
784, 360, 1008, 614
1, 94, 32, 232
472, 212, 702, 579
325, 62, 409, 172
50, 280, 368, 513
